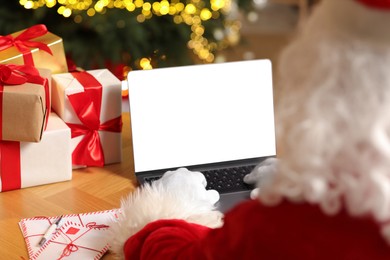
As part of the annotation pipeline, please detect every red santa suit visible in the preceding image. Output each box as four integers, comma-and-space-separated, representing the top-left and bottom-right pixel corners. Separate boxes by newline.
123, 199, 390, 259
110, 0, 390, 258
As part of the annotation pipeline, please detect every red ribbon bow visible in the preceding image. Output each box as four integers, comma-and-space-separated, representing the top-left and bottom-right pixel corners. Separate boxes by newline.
0, 24, 53, 66
0, 64, 41, 85
66, 71, 122, 167
0, 64, 50, 140
59, 243, 79, 259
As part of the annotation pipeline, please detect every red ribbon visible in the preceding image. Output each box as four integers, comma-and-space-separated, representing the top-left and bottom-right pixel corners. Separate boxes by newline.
0, 64, 50, 140
0, 24, 53, 66
66, 71, 122, 167
0, 141, 21, 192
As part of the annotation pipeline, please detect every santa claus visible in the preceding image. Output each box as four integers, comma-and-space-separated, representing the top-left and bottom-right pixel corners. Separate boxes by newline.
109, 0, 390, 259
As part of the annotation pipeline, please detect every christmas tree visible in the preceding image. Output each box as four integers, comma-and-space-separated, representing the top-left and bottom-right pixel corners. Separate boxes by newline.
0, 0, 253, 78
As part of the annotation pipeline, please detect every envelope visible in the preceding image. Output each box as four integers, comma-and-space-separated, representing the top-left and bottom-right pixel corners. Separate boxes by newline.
32, 221, 110, 259
18, 209, 120, 259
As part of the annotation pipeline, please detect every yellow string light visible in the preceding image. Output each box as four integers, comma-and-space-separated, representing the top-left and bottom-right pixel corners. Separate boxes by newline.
18, 0, 240, 65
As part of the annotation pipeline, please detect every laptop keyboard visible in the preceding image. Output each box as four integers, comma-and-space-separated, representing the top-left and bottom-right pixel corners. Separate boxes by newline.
144, 165, 256, 194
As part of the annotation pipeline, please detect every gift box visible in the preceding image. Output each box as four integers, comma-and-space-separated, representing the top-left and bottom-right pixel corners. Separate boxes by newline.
51, 69, 122, 167
0, 24, 68, 74
0, 64, 51, 142
0, 112, 72, 192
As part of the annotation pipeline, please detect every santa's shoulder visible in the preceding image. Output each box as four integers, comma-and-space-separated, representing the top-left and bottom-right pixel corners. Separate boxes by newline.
304, 0, 390, 43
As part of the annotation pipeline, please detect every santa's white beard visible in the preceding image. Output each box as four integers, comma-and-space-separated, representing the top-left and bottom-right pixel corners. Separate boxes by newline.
262, 0, 390, 225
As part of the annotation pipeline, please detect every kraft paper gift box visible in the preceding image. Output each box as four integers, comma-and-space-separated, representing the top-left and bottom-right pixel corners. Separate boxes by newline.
0, 24, 68, 74
51, 69, 122, 167
0, 64, 51, 142
0, 112, 72, 192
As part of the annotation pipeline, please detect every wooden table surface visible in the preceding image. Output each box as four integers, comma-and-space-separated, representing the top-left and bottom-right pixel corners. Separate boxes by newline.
0, 112, 137, 259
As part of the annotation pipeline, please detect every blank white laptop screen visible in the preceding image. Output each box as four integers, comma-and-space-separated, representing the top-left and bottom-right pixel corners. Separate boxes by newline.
128, 59, 276, 173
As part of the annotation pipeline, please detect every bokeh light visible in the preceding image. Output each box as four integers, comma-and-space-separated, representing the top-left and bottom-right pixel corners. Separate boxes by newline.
18, 0, 242, 65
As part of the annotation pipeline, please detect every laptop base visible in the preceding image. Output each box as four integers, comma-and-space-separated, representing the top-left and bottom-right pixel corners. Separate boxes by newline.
216, 190, 252, 213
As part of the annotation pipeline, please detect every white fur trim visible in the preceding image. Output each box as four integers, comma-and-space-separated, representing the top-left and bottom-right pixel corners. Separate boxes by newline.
109, 182, 223, 259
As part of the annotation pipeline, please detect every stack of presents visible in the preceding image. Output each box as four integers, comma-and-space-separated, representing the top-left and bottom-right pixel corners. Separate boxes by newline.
0, 24, 123, 192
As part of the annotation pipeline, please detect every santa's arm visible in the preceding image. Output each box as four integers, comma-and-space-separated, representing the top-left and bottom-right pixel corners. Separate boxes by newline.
123, 218, 212, 259
109, 168, 223, 258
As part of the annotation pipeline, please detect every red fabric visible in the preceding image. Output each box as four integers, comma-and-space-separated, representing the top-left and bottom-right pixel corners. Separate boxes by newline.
124, 219, 210, 259
124, 200, 390, 260
355, 0, 390, 9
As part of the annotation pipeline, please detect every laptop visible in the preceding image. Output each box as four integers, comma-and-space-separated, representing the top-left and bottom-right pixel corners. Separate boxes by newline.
127, 59, 276, 212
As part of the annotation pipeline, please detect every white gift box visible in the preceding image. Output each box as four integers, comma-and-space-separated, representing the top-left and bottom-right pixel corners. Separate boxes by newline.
51, 69, 122, 167
0, 112, 72, 192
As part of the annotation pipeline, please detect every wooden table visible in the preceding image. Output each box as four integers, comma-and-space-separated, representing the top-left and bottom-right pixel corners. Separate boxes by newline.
0, 112, 137, 259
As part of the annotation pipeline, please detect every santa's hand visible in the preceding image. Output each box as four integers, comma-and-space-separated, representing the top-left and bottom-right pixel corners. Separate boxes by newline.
156, 168, 220, 206
243, 157, 278, 199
